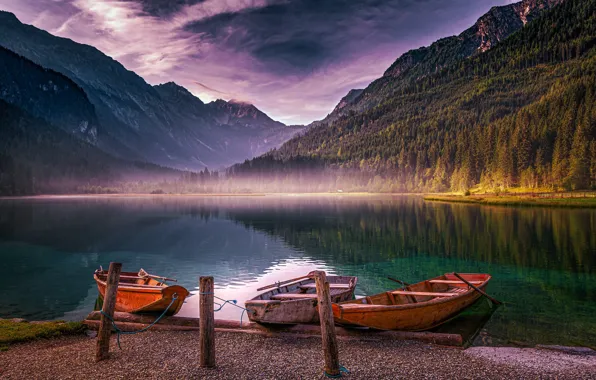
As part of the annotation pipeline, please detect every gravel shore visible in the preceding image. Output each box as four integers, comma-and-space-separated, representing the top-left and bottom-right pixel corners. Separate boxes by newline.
1, 331, 595, 379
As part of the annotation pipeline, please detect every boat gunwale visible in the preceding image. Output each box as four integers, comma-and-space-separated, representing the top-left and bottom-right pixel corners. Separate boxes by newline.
93, 272, 170, 294
247, 275, 358, 305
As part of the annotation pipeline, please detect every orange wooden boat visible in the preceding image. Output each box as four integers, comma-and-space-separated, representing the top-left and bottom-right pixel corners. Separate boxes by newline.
332, 273, 491, 331
94, 268, 189, 315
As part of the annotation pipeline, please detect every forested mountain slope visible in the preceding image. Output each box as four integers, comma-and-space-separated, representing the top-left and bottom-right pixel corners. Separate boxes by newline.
0, 47, 99, 144
0, 99, 186, 195
230, 0, 596, 192
0, 46, 187, 195
316, 0, 566, 126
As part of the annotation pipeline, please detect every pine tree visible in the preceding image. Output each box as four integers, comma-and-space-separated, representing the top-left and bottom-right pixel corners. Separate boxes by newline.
590, 141, 596, 189
567, 124, 590, 190
516, 112, 532, 176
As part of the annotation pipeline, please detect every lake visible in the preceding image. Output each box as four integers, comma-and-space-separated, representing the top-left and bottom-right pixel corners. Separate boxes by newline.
0, 195, 594, 347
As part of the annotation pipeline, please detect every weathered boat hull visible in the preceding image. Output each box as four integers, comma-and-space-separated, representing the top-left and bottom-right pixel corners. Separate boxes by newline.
247, 291, 354, 324
94, 270, 189, 316
246, 275, 357, 324
332, 273, 491, 331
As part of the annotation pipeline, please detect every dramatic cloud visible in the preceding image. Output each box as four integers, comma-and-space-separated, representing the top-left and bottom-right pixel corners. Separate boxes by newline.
0, 0, 514, 124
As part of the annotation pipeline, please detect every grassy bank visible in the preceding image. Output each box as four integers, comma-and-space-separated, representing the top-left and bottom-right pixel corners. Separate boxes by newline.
0, 319, 85, 350
423, 194, 596, 208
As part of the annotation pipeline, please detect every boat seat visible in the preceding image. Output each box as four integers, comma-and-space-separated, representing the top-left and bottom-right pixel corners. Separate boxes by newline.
449, 287, 468, 293
386, 291, 397, 305
429, 280, 483, 285
391, 291, 457, 297
116, 283, 165, 288
299, 284, 351, 289
270, 293, 318, 300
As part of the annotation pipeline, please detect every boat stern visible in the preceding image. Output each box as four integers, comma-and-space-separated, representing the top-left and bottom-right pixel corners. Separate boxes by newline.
245, 298, 320, 324
245, 300, 282, 323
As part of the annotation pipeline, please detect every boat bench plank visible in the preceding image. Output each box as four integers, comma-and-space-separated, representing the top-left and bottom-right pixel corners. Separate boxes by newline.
114, 283, 165, 289
429, 280, 483, 284
299, 284, 351, 289
270, 293, 318, 300
392, 291, 457, 297
97, 274, 141, 278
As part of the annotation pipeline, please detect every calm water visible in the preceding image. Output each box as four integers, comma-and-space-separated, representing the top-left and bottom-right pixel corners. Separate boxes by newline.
0, 195, 594, 347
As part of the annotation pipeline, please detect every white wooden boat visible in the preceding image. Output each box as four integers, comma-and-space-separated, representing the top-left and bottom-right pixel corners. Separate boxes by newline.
246, 274, 357, 324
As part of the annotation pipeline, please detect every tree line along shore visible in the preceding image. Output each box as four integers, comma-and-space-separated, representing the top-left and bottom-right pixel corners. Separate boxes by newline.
423, 191, 596, 208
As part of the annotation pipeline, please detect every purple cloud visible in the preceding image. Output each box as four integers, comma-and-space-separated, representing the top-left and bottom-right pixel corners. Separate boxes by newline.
0, 0, 514, 124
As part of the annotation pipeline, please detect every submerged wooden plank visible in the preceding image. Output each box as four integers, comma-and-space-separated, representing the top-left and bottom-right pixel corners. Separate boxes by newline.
84, 313, 463, 347
85, 311, 250, 328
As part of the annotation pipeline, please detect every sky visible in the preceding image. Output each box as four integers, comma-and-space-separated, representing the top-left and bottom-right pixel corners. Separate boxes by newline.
0, 0, 514, 125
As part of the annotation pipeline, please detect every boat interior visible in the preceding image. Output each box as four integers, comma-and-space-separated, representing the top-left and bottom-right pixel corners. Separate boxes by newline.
94, 269, 169, 288
341, 273, 490, 306
255, 275, 357, 301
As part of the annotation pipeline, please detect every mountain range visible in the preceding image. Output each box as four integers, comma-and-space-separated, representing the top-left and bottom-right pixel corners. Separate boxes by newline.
231, 0, 595, 192
0, 11, 303, 174
1, 0, 595, 194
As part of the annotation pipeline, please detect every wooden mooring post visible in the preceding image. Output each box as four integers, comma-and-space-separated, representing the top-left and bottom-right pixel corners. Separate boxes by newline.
95, 262, 122, 362
199, 276, 216, 368
314, 271, 340, 377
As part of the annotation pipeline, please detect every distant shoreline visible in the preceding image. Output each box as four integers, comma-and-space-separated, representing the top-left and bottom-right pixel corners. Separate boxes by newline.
2, 192, 596, 208
0, 192, 420, 200
423, 193, 596, 208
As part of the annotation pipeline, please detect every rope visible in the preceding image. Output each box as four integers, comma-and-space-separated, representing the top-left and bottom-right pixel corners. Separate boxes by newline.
101, 293, 178, 349
324, 365, 350, 378
199, 292, 254, 325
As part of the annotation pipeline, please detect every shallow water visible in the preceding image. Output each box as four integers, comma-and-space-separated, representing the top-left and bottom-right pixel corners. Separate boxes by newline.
0, 195, 594, 346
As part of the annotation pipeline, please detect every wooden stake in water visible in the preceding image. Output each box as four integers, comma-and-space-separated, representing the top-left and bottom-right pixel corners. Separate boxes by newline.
199, 276, 216, 368
96, 262, 122, 362
314, 270, 340, 377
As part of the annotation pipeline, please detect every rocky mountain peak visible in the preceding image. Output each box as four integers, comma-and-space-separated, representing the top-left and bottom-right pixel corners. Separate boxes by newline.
332, 89, 364, 113
210, 99, 259, 117
207, 99, 283, 129
383, 0, 566, 77
154, 81, 204, 104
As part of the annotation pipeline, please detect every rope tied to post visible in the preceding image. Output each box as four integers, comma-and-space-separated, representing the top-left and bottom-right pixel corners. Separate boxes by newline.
324, 365, 350, 378
199, 292, 254, 325
100, 293, 178, 350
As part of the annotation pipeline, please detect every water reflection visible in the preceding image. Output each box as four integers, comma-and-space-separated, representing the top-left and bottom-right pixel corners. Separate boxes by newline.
0, 195, 594, 346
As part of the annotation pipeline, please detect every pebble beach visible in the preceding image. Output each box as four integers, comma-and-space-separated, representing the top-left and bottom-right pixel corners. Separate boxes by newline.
1, 331, 595, 379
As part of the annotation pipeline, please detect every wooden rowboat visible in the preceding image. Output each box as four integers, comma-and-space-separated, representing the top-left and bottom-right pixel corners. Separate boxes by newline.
94, 268, 190, 315
332, 273, 491, 331
246, 274, 357, 324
